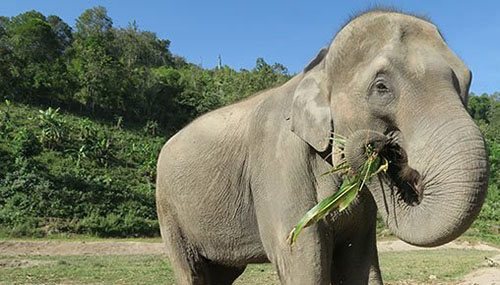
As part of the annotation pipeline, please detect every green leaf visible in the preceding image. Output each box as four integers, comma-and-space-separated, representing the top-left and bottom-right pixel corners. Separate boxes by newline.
288, 141, 391, 248
338, 187, 359, 212
287, 179, 358, 246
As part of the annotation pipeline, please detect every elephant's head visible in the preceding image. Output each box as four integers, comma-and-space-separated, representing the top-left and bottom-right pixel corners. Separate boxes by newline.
290, 10, 489, 247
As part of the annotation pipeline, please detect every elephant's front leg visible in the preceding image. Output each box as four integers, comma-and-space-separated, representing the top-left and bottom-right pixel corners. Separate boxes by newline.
260, 212, 333, 284
331, 196, 383, 285
253, 185, 334, 284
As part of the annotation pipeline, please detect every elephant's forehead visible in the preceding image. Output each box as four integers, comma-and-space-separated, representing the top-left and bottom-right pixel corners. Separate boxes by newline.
344, 11, 439, 39
326, 11, 450, 80
329, 11, 443, 56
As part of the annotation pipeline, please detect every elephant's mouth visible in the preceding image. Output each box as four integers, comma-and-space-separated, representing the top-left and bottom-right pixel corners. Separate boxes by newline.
335, 129, 424, 205
380, 130, 423, 205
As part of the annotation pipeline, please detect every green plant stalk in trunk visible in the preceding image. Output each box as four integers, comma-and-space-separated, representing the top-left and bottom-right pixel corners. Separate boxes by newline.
287, 140, 389, 247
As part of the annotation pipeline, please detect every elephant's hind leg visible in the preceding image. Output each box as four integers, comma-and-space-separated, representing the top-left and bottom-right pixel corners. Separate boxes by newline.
162, 226, 246, 285
158, 207, 207, 284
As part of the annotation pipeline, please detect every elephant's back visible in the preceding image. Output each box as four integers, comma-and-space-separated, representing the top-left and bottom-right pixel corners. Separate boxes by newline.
156, 97, 254, 184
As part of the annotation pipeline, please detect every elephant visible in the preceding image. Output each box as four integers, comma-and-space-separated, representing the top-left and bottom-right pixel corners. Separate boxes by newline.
155, 8, 489, 285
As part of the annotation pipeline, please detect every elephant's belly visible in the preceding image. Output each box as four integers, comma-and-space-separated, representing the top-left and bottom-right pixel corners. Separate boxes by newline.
168, 176, 267, 265
180, 203, 268, 266
198, 232, 269, 266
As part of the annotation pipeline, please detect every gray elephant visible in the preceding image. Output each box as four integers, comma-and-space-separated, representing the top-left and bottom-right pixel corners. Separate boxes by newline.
156, 8, 489, 285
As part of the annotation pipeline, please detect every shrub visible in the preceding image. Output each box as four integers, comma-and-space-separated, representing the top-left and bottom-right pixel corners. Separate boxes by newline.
0, 110, 13, 137
13, 127, 42, 157
79, 212, 158, 237
143, 120, 159, 136
6, 217, 44, 237
37, 107, 67, 149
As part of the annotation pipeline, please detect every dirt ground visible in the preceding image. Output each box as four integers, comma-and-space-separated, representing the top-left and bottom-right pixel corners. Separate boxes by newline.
0, 240, 163, 256
0, 239, 498, 284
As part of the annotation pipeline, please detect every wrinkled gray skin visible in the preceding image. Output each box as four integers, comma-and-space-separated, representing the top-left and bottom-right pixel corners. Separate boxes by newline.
156, 10, 489, 285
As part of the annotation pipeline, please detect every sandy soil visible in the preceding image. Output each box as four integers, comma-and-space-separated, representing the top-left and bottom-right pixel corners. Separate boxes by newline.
377, 240, 500, 253
459, 266, 500, 285
0, 239, 498, 284
0, 240, 164, 256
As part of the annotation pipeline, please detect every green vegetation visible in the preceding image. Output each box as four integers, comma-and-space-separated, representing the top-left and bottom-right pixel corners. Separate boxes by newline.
465, 93, 500, 244
0, 103, 163, 237
0, 255, 175, 284
289, 137, 389, 246
0, 7, 289, 129
0, 7, 289, 238
0, 6, 498, 242
0, 249, 495, 284
379, 249, 496, 283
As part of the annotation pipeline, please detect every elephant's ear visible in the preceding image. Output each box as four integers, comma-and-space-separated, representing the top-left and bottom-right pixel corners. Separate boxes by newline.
438, 41, 472, 106
460, 70, 472, 107
291, 48, 332, 152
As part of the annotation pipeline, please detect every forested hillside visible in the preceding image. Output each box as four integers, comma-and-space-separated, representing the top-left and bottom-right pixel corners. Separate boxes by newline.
0, 7, 290, 237
0, 7, 290, 131
0, 7, 497, 241
466, 93, 500, 243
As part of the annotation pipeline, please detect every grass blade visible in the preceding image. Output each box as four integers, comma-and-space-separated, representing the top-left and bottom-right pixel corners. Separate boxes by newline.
333, 137, 346, 145
320, 163, 349, 177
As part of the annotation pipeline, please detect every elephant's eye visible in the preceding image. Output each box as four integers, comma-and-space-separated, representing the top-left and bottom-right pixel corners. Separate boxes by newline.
368, 77, 395, 107
375, 82, 389, 92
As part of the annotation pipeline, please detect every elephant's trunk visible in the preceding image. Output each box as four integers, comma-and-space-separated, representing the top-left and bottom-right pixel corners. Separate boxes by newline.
345, 105, 489, 247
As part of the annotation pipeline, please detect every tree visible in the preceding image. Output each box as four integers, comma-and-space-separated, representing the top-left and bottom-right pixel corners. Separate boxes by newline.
8, 11, 61, 62
71, 7, 122, 112
468, 93, 500, 185
47, 15, 73, 49
485, 94, 500, 143
468, 93, 492, 123
114, 22, 173, 68
71, 37, 123, 111
74, 6, 113, 41
3, 11, 69, 102
0, 7, 292, 129
0, 16, 14, 98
